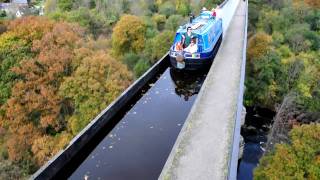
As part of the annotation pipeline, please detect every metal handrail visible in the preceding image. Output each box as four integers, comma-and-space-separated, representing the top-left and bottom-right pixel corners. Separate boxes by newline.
227, 0, 248, 179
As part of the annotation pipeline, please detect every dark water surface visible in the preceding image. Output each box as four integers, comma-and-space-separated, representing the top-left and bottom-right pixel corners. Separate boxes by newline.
69, 68, 207, 180
237, 107, 275, 180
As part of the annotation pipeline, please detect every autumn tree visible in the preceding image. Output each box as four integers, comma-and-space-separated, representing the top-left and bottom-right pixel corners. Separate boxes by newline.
31, 132, 72, 166
0, 21, 6, 34
59, 50, 132, 135
0, 159, 26, 179
0, 17, 54, 106
112, 14, 146, 56
247, 32, 273, 61
294, 0, 320, 9
305, 0, 320, 8
1, 18, 83, 173
255, 124, 320, 179
6, 21, 82, 132
5, 123, 39, 173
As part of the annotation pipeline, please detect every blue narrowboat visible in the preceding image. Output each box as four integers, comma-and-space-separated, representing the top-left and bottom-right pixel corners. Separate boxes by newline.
169, 10, 223, 70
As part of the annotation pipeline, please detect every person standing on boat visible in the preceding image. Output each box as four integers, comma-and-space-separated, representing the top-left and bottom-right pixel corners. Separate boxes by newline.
182, 27, 194, 48
215, 5, 222, 19
211, 7, 217, 17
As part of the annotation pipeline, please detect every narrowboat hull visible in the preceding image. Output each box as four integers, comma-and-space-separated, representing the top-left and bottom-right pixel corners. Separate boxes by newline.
170, 34, 222, 70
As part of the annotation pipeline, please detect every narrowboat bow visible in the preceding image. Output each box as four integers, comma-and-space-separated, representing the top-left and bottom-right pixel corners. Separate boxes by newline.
169, 10, 223, 70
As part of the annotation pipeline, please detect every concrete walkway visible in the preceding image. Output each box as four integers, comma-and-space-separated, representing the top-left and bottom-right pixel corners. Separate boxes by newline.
159, 1, 247, 180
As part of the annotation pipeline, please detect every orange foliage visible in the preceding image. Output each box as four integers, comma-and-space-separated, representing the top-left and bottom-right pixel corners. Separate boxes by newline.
31, 133, 72, 166
6, 22, 82, 132
1, 18, 83, 167
247, 32, 273, 61
6, 123, 40, 162
7, 16, 54, 43
304, 0, 320, 8
293, 0, 320, 8
0, 15, 132, 175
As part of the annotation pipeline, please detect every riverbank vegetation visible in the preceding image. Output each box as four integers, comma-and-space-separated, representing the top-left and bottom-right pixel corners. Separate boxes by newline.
245, 0, 320, 179
0, 0, 224, 178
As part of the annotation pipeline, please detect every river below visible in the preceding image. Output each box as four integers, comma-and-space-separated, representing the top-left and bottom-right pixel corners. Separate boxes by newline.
237, 107, 275, 180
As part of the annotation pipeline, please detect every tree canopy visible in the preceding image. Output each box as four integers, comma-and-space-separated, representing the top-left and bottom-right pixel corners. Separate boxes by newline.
112, 14, 146, 56
255, 124, 320, 179
0, 16, 133, 176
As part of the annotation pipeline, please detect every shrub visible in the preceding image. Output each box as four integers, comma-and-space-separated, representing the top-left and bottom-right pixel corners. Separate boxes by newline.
158, 1, 176, 18
144, 30, 175, 63
57, 0, 75, 11
165, 14, 184, 31
134, 59, 150, 78
122, 52, 141, 71
176, 0, 190, 16
152, 13, 166, 31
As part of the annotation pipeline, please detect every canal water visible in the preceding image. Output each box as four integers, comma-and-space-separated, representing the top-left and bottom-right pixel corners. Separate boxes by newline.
237, 107, 275, 180
69, 68, 207, 180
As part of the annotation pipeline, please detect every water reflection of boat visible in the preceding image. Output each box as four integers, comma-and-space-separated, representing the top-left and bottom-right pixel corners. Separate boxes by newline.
170, 68, 207, 101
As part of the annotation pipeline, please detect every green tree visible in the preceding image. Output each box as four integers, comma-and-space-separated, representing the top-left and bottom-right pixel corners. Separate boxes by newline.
201, 0, 224, 10
152, 13, 166, 31
165, 14, 184, 31
0, 10, 6, 18
44, 0, 57, 14
176, 0, 190, 16
158, 1, 176, 18
142, 16, 158, 39
112, 14, 146, 56
144, 30, 175, 63
293, 53, 320, 112
133, 59, 150, 77
257, 9, 287, 34
122, 52, 141, 71
245, 51, 286, 109
284, 23, 312, 53
57, 0, 75, 11
48, 7, 112, 37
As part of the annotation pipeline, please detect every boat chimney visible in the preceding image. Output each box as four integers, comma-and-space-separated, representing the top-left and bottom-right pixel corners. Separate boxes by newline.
189, 13, 195, 23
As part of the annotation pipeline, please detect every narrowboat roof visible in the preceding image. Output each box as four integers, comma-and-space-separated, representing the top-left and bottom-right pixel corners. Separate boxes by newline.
177, 11, 216, 35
